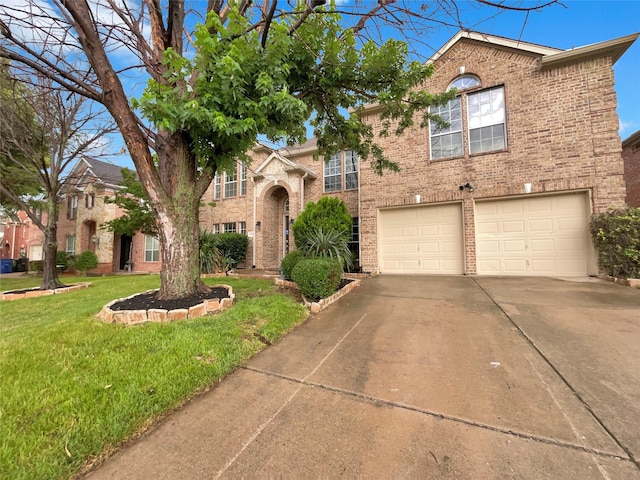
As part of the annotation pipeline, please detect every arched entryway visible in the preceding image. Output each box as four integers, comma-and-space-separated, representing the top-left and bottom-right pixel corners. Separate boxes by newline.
261, 185, 290, 268
82, 220, 97, 252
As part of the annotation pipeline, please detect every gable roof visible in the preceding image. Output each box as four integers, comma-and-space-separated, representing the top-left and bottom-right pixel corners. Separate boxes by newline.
81, 158, 127, 186
252, 151, 317, 179
429, 30, 639, 70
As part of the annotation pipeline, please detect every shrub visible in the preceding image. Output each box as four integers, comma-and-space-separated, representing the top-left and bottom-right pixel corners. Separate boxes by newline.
590, 207, 640, 278
75, 250, 98, 273
301, 226, 354, 271
56, 251, 73, 272
199, 230, 224, 273
292, 196, 352, 249
291, 257, 343, 301
215, 233, 249, 267
280, 249, 306, 280
29, 260, 43, 272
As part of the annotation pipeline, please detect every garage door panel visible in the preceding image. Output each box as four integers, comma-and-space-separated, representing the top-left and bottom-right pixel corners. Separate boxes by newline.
380, 204, 463, 274
476, 193, 588, 276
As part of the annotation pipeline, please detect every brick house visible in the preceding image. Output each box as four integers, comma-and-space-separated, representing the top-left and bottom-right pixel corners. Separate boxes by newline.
202, 30, 638, 276
57, 158, 162, 274
1, 210, 45, 262
622, 130, 640, 207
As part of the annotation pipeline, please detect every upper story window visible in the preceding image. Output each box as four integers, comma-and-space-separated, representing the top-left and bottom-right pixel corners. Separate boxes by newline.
240, 163, 247, 196
67, 195, 78, 219
448, 74, 481, 92
430, 77, 507, 160
224, 170, 237, 198
213, 174, 221, 200
324, 151, 359, 193
468, 87, 506, 154
324, 154, 341, 192
85, 193, 95, 209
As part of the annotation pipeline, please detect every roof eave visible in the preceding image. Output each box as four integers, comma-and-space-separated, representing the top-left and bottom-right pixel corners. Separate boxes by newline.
540, 32, 639, 71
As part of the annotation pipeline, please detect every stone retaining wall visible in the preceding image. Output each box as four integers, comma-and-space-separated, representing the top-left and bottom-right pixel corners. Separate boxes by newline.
1, 283, 91, 301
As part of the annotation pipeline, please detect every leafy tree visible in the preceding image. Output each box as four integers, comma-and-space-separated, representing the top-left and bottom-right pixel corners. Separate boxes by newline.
0, 1, 558, 299
0, 66, 114, 289
103, 169, 158, 236
293, 196, 352, 249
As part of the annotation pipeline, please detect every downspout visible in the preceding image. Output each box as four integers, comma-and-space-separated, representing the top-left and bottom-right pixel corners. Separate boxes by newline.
251, 176, 257, 268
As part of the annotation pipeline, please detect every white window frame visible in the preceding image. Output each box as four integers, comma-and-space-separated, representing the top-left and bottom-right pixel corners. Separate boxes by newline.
224, 170, 237, 198
239, 221, 246, 234
212, 224, 220, 234
223, 222, 236, 233
345, 151, 359, 190
324, 153, 342, 192
144, 235, 160, 262
429, 97, 463, 160
66, 235, 76, 256
467, 86, 507, 155
213, 174, 221, 200
240, 163, 247, 196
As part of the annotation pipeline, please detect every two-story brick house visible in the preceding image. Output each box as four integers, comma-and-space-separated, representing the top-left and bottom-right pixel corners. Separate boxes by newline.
201, 30, 638, 276
57, 158, 162, 274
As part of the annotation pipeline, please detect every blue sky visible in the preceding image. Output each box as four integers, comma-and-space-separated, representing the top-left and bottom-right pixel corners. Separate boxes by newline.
109, 0, 640, 168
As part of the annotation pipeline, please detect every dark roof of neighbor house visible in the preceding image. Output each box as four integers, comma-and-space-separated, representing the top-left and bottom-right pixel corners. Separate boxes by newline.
82, 158, 128, 186
622, 130, 640, 149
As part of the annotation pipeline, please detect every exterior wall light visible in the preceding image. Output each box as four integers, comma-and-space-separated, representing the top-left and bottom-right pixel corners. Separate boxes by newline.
459, 182, 474, 192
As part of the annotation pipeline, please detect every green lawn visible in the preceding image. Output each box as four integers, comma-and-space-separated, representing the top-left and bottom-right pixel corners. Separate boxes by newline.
0, 274, 308, 480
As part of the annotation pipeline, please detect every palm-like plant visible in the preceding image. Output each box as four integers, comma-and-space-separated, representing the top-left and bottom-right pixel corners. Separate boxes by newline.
301, 226, 354, 271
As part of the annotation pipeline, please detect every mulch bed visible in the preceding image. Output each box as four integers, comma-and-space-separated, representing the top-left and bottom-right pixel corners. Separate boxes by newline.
110, 287, 229, 312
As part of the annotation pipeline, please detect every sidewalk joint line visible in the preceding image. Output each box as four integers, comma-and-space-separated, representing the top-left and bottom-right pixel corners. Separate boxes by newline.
242, 366, 632, 464
215, 313, 367, 478
470, 277, 640, 471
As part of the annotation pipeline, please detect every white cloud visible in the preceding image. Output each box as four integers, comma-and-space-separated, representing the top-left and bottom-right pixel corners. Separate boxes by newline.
619, 120, 639, 138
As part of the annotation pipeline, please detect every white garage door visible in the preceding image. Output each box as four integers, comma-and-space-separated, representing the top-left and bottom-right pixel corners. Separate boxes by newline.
475, 193, 589, 276
379, 204, 464, 274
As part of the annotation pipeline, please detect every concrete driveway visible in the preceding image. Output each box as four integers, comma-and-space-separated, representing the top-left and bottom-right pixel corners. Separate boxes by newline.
86, 276, 640, 479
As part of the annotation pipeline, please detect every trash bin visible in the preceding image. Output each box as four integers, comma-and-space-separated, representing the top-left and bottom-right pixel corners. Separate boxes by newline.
0, 259, 13, 274
14, 257, 28, 272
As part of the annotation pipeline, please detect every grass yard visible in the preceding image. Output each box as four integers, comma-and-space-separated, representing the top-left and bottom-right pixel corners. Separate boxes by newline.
0, 274, 308, 480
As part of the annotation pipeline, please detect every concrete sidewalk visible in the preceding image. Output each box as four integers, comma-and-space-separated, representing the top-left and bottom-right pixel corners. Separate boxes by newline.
85, 276, 640, 479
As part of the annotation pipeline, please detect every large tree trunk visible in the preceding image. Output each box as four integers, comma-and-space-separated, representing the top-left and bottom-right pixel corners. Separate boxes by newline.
40, 199, 64, 290
155, 133, 212, 299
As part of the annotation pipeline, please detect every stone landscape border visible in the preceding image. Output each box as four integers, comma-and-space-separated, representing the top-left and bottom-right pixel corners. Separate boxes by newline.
601, 275, 640, 288
274, 277, 361, 313
1, 282, 91, 301
96, 285, 235, 325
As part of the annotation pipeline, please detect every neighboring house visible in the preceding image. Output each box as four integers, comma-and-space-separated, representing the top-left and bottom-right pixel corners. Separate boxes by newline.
202, 30, 638, 276
57, 158, 162, 274
1, 210, 45, 261
622, 130, 640, 207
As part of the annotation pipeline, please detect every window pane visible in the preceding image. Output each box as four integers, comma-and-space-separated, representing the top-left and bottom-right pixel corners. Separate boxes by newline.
239, 221, 246, 234
224, 170, 237, 198
468, 87, 506, 154
431, 132, 463, 160
214, 175, 221, 199
345, 151, 358, 190
145, 235, 159, 262
223, 222, 236, 233
324, 153, 341, 192
240, 163, 247, 196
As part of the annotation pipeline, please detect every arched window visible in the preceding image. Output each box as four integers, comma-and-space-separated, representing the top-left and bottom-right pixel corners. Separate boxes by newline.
447, 75, 481, 92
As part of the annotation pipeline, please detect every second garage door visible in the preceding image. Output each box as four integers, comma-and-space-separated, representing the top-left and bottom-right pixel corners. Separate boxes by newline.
475, 193, 589, 276
379, 204, 464, 274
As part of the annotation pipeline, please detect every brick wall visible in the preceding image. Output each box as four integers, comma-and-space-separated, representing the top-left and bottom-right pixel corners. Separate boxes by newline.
357, 38, 626, 274
622, 131, 640, 207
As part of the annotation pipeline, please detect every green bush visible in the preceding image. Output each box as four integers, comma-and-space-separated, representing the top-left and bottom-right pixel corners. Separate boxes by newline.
199, 230, 224, 273
292, 196, 352, 249
280, 249, 306, 280
75, 250, 98, 273
590, 207, 640, 278
56, 251, 73, 271
291, 257, 343, 301
215, 233, 249, 267
29, 260, 43, 272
